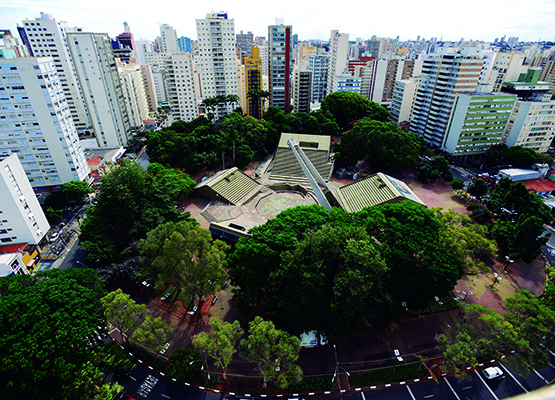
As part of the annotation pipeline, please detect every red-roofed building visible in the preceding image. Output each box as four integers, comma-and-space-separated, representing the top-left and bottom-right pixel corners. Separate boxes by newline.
519, 178, 555, 196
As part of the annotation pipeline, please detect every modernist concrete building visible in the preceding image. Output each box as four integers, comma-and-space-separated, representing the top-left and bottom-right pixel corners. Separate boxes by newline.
67, 32, 136, 147
443, 93, 516, 157
0, 154, 50, 245
410, 54, 484, 147
18, 13, 91, 132
196, 12, 238, 119
268, 23, 293, 112
0, 57, 90, 190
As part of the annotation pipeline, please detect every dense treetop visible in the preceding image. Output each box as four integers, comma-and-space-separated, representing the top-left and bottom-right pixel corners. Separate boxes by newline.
321, 91, 389, 131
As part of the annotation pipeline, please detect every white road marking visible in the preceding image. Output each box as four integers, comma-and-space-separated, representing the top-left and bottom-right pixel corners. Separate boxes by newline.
462, 386, 472, 390
532, 368, 549, 384
129, 376, 136, 381
360, 391, 366, 400
475, 370, 499, 400
406, 386, 416, 400
541, 343, 555, 357
498, 363, 529, 393
424, 395, 434, 398
444, 377, 461, 400
161, 395, 170, 399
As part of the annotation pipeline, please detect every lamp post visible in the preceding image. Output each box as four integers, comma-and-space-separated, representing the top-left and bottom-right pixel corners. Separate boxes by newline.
462, 291, 473, 301
503, 256, 514, 274
490, 272, 501, 289
75, 260, 86, 268
332, 344, 350, 400
432, 296, 443, 313
189, 357, 210, 380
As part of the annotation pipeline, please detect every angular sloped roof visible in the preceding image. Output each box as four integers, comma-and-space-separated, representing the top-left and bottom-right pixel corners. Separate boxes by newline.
336, 172, 424, 213
194, 167, 261, 205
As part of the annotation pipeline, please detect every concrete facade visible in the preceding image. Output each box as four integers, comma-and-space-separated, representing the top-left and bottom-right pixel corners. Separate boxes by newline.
268, 24, 293, 112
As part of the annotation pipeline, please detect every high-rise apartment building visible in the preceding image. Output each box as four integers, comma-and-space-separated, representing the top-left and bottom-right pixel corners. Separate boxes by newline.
245, 46, 263, 119
159, 24, 179, 53
139, 64, 158, 113
410, 54, 484, 147
326, 30, 349, 95
390, 77, 419, 123
196, 12, 239, 118
292, 63, 312, 114
308, 53, 329, 104
0, 57, 90, 190
18, 13, 91, 132
0, 154, 50, 245
443, 93, 516, 157
268, 22, 292, 112
163, 53, 199, 122
118, 62, 149, 126
483, 52, 528, 92
236, 31, 253, 57
67, 32, 135, 147
134, 39, 153, 65
144, 52, 169, 104
178, 36, 192, 53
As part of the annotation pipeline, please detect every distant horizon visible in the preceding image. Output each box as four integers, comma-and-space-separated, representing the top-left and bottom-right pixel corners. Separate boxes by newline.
2, 0, 555, 45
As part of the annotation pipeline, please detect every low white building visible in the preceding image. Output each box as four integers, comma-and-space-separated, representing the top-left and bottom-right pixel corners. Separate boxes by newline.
0, 253, 27, 277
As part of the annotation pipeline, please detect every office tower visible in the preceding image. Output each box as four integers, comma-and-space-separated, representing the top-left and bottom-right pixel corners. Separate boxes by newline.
326, 30, 349, 95
139, 64, 158, 112
159, 24, 179, 53
443, 93, 516, 157
245, 45, 263, 118
502, 69, 555, 153
196, 12, 238, 118
268, 22, 292, 112
178, 36, 192, 53
163, 53, 199, 122
0, 154, 50, 246
308, 53, 329, 104
18, 13, 91, 132
390, 77, 419, 123
118, 62, 150, 126
144, 52, 169, 104
236, 31, 253, 56
67, 32, 135, 147
0, 57, 90, 190
292, 64, 312, 113
115, 23, 135, 50
410, 54, 484, 147
134, 39, 153, 65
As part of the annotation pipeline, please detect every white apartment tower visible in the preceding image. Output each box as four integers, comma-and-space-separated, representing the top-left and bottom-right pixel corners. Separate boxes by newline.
118, 62, 150, 126
196, 12, 238, 118
0, 154, 50, 245
326, 30, 349, 95
410, 54, 484, 147
134, 39, 154, 65
163, 53, 199, 122
18, 13, 91, 132
67, 32, 135, 147
159, 24, 179, 54
0, 57, 90, 190
144, 52, 169, 104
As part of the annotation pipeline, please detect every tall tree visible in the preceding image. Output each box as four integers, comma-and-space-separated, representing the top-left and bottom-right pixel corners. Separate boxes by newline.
139, 221, 228, 309
101, 289, 149, 340
0, 268, 104, 399
321, 91, 389, 131
131, 315, 174, 353
193, 317, 244, 379
240, 316, 302, 389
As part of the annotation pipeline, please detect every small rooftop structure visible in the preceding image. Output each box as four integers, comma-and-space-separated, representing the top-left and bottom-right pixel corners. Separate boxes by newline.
336, 172, 424, 213
194, 167, 261, 205
270, 133, 334, 182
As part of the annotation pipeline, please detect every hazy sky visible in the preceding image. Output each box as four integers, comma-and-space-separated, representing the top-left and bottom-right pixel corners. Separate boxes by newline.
2, 0, 555, 43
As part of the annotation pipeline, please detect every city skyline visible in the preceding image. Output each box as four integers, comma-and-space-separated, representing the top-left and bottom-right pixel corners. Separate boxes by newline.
2, 0, 555, 44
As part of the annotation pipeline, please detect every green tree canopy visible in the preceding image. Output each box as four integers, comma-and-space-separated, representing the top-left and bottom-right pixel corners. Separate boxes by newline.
44, 180, 93, 209
167, 348, 203, 381
240, 316, 302, 389
131, 315, 173, 353
193, 317, 244, 379
80, 160, 192, 264
0, 268, 104, 399
321, 91, 389, 131
486, 144, 553, 168
139, 221, 228, 308
334, 118, 422, 168
417, 154, 453, 183
101, 289, 148, 340
467, 178, 489, 198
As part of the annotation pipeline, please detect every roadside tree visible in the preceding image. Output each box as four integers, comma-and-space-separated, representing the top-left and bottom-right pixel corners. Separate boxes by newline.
193, 317, 244, 379
131, 315, 174, 353
101, 289, 148, 340
240, 316, 302, 388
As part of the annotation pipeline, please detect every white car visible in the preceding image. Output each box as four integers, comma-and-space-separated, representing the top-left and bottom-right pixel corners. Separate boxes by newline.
49, 233, 59, 242
482, 366, 504, 379
159, 342, 170, 354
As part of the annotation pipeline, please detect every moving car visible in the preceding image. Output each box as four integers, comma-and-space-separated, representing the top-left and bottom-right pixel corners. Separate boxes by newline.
482, 366, 504, 379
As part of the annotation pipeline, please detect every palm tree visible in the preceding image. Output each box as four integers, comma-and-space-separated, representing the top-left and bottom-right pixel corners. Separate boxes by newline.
247, 90, 271, 119
226, 94, 240, 112
201, 97, 218, 121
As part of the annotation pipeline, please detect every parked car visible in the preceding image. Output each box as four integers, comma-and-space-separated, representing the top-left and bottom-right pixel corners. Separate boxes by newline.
49, 232, 59, 243
482, 366, 504, 379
